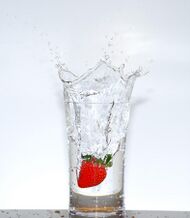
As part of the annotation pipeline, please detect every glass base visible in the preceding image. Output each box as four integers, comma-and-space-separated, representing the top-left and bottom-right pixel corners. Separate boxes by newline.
70, 191, 124, 217
70, 210, 125, 218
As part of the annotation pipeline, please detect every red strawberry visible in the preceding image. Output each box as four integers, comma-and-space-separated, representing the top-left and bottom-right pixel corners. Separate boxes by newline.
77, 154, 112, 188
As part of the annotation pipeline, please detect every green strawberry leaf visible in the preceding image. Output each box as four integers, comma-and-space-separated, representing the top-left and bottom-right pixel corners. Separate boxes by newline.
106, 161, 113, 167
81, 154, 92, 161
105, 154, 112, 164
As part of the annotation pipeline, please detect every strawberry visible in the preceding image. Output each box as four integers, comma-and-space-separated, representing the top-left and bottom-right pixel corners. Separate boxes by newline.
77, 154, 113, 188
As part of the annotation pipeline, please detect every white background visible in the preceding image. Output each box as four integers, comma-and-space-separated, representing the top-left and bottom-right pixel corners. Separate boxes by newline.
0, 0, 190, 210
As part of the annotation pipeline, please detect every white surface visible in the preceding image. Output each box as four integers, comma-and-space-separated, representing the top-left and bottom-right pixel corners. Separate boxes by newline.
0, 0, 190, 210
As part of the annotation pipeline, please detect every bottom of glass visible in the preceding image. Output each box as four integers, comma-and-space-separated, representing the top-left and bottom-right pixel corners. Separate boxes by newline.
69, 191, 124, 217
70, 209, 125, 218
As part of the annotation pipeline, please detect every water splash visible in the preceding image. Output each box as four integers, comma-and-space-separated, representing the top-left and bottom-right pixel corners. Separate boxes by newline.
58, 58, 144, 104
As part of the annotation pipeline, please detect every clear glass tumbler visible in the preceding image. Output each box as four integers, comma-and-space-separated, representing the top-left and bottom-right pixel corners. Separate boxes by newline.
59, 60, 140, 216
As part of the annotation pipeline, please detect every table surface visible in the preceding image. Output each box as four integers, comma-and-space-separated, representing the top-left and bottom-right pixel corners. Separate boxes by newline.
0, 210, 190, 218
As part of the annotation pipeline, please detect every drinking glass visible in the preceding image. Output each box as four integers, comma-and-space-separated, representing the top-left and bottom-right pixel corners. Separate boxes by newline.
59, 60, 140, 216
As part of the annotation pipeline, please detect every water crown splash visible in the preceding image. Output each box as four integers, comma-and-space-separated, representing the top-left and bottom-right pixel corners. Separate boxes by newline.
58, 59, 142, 104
